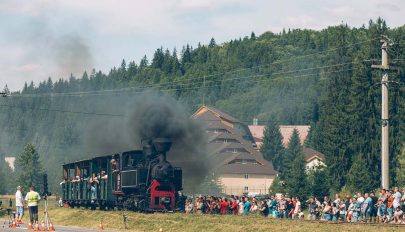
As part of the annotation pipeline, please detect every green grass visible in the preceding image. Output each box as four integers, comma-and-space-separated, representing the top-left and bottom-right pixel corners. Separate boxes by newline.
1, 196, 403, 232
43, 208, 404, 232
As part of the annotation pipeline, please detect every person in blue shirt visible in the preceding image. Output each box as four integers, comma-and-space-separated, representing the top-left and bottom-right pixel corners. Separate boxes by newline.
362, 193, 373, 223
243, 197, 251, 215
266, 196, 273, 216
352, 197, 360, 222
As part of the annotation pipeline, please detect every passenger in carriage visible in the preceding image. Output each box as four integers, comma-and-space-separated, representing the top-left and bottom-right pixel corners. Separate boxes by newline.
59, 178, 67, 185
90, 173, 99, 185
111, 159, 120, 173
71, 176, 80, 183
100, 170, 108, 180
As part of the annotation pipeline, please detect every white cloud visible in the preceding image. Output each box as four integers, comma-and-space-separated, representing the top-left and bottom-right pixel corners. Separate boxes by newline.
0, 0, 404, 91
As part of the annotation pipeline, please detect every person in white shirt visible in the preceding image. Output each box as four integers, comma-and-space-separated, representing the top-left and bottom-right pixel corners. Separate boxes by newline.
15, 186, 24, 223
250, 200, 259, 213
393, 187, 402, 209
238, 200, 244, 215
293, 197, 302, 219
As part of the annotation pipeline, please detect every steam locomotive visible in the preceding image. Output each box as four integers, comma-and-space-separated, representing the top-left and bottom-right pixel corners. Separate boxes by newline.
61, 138, 185, 211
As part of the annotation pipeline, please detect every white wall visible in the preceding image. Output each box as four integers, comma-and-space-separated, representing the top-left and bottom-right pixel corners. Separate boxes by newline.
305, 158, 326, 171
218, 174, 275, 195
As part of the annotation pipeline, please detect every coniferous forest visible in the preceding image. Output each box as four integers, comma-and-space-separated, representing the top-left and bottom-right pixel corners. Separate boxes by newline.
0, 18, 404, 194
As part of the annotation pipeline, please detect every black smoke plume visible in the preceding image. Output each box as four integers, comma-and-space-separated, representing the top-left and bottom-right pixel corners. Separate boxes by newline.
84, 93, 209, 191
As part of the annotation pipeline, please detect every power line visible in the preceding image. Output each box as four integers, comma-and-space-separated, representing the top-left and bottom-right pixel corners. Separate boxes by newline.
0, 66, 359, 119
9, 60, 365, 98
0, 104, 125, 117
7, 38, 379, 98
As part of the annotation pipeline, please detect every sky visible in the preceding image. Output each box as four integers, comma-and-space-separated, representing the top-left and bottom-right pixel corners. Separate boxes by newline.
0, 0, 404, 91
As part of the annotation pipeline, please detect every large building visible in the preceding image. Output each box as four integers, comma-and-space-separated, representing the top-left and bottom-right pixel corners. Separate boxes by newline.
192, 106, 277, 195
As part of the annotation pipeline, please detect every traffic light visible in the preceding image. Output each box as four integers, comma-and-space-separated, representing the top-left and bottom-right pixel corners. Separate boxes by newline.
43, 173, 48, 196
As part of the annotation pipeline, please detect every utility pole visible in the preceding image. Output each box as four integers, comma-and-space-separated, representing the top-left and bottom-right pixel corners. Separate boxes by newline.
371, 35, 393, 190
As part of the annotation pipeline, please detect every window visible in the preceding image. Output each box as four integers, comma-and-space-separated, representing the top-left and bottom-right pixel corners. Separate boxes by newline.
244, 174, 249, 179
206, 128, 230, 134
244, 186, 249, 192
229, 159, 261, 165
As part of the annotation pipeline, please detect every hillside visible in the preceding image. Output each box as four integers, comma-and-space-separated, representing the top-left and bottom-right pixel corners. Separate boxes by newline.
0, 18, 404, 194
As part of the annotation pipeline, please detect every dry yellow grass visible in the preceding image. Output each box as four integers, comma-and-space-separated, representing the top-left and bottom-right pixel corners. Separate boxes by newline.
1, 197, 403, 232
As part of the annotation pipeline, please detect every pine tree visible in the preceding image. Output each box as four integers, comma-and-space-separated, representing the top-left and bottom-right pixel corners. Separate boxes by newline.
3, 85, 10, 95
315, 24, 355, 191
286, 152, 307, 198
250, 32, 256, 40
16, 144, 44, 191
139, 55, 149, 70
181, 45, 192, 64
209, 38, 216, 48
22, 82, 28, 93
152, 48, 164, 69
46, 77, 53, 92
307, 169, 329, 200
0, 157, 14, 194
281, 128, 301, 175
346, 154, 373, 192
395, 144, 405, 187
280, 129, 307, 198
304, 123, 320, 150
260, 120, 284, 170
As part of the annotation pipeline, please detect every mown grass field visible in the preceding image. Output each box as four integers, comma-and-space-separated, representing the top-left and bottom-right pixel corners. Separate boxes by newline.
1, 196, 403, 232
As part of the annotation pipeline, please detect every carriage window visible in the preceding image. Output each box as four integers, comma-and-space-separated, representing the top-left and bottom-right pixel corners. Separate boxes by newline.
123, 154, 135, 167
122, 152, 144, 168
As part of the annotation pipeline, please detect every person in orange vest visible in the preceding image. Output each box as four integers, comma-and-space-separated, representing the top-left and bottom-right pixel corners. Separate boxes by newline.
24, 186, 41, 225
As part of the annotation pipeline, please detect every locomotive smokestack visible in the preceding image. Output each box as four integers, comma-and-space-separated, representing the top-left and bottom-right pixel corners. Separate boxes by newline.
153, 138, 172, 160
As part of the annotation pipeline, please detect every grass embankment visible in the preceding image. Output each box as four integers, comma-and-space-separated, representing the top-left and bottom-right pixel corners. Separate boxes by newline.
1, 196, 403, 232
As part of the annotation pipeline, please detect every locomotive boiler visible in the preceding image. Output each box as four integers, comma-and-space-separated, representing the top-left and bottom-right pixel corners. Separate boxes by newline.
61, 138, 184, 211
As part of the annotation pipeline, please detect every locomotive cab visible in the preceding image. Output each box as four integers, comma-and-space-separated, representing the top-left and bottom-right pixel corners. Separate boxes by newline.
119, 150, 147, 194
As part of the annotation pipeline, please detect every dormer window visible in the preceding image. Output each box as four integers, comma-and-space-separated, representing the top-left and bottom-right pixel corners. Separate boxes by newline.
206, 128, 230, 134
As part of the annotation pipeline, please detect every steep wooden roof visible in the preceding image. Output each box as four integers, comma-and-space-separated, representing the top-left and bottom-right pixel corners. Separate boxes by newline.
303, 147, 325, 162
193, 105, 240, 123
193, 105, 277, 176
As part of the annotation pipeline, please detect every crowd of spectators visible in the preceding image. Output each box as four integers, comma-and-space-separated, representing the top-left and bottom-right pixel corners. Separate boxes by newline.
184, 187, 405, 224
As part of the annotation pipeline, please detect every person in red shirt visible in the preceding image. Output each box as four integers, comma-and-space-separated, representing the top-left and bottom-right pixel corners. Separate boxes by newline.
386, 191, 395, 222
220, 198, 229, 214
230, 198, 239, 215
